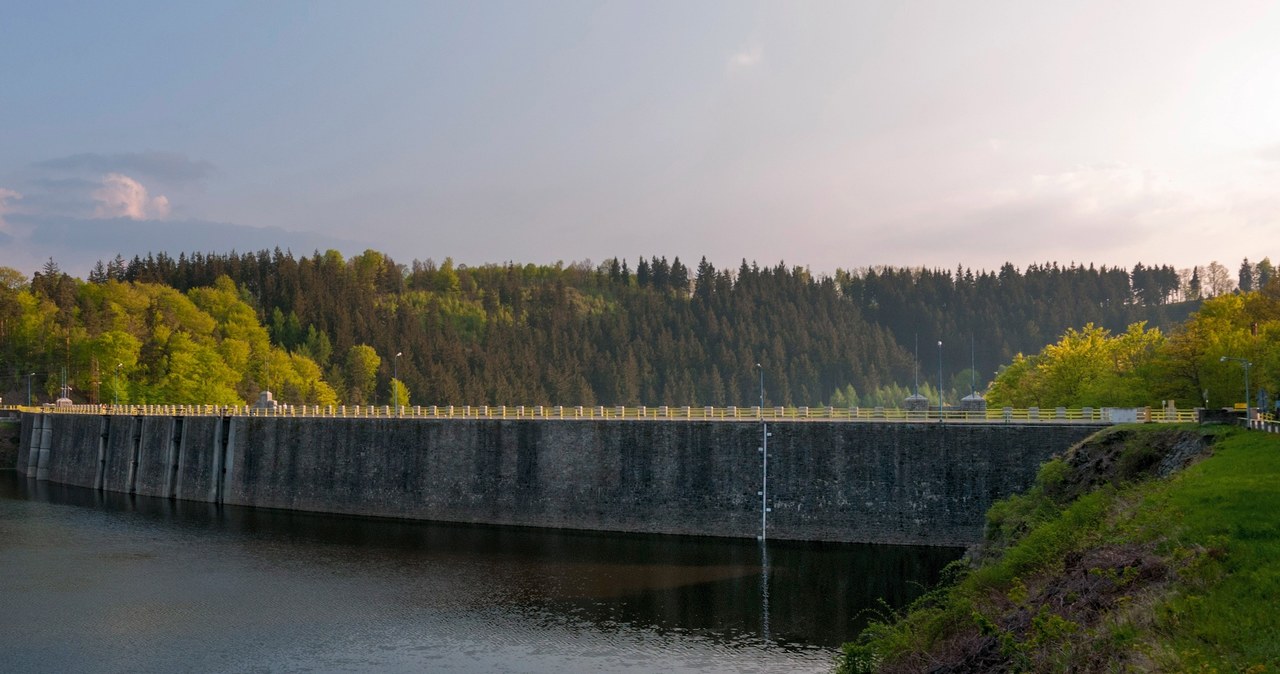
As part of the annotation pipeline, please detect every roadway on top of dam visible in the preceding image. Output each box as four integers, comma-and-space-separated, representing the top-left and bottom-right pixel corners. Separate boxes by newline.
3, 403, 1193, 424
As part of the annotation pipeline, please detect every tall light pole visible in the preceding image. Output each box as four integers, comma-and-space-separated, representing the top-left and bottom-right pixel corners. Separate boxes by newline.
114, 363, 123, 407
394, 351, 403, 414
757, 363, 769, 542
913, 334, 919, 396
27, 372, 35, 406
1221, 356, 1252, 417
970, 334, 977, 398
937, 340, 944, 420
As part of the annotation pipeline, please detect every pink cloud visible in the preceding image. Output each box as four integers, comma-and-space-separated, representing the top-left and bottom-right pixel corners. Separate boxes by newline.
92, 173, 171, 220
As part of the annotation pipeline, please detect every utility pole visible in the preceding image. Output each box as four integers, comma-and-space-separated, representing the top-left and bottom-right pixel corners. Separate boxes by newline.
937, 340, 944, 420
394, 351, 403, 414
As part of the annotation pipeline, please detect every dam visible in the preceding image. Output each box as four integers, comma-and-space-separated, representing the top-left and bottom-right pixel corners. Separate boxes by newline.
8, 408, 1113, 545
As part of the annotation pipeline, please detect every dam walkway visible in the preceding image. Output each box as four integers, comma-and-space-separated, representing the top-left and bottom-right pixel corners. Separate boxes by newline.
3, 403, 1196, 424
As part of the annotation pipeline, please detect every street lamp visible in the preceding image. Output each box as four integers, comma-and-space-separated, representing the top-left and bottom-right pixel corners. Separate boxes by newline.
114, 363, 123, 407
937, 340, 944, 420
757, 363, 764, 411
394, 351, 403, 414
1220, 356, 1252, 418
27, 372, 35, 406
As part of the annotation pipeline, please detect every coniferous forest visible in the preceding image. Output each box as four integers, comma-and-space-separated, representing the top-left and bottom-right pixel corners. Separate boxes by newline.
0, 249, 1262, 409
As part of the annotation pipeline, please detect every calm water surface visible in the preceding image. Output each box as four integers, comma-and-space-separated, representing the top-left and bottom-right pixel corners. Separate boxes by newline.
0, 472, 960, 673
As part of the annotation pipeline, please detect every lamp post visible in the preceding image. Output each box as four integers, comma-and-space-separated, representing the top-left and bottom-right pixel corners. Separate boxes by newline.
394, 351, 403, 414
114, 363, 123, 407
27, 372, 35, 406
937, 340, 944, 420
1220, 356, 1252, 418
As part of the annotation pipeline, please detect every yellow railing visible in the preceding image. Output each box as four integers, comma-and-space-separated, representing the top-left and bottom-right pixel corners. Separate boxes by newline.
3, 403, 1200, 424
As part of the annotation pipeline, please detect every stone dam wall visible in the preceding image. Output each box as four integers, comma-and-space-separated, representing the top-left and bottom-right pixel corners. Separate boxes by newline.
12, 413, 1105, 545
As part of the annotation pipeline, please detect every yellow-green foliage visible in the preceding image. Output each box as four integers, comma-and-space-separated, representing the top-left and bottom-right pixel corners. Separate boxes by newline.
1153, 290, 1280, 410
6, 274, 337, 406
989, 287, 1280, 409
987, 322, 1163, 408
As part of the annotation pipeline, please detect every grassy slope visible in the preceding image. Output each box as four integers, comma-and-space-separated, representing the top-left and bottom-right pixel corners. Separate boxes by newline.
838, 425, 1280, 673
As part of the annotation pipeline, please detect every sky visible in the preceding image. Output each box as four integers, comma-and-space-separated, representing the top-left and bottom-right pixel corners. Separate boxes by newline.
2, 1, 1278, 277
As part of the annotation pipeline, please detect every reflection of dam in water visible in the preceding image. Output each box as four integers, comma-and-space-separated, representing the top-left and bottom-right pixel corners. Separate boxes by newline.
15, 411, 1104, 545
1, 473, 959, 672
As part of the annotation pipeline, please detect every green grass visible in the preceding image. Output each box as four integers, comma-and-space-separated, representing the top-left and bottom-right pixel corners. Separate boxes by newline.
838, 425, 1280, 673
1149, 427, 1280, 670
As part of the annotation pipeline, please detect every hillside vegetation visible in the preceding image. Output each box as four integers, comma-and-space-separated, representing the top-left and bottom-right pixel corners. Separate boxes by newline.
0, 251, 1221, 408
837, 424, 1280, 673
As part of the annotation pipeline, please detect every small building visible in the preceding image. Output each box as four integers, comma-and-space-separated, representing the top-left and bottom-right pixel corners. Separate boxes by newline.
253, 390, 279, 410
960, 392, 987, 415
903, 393, 929, 412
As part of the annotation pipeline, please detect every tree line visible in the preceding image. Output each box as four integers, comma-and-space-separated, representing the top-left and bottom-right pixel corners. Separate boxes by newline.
1, 250, 1263, 409
986, 279, 1280, 412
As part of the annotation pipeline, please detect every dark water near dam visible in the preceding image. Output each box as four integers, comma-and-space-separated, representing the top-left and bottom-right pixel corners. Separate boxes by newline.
0, 471, 960, 673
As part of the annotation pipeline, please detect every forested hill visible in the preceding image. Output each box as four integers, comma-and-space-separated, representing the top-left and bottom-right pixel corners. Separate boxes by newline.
838, 262, 1201, 385
2, 250, 1210, 408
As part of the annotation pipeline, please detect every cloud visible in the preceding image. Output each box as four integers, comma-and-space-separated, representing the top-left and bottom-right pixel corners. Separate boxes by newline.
1258, 143, 1280, 162
858, 163, 1199, 267
32, 152, 215, 184
990, 163, 1181, 221
0, 187, 21, 232
92, 173, 171, 220
13, 152, 210, 223
728, 46, 762, 68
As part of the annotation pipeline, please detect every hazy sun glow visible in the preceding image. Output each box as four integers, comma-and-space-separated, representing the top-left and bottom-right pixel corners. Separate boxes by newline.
0, 1, 1276, 275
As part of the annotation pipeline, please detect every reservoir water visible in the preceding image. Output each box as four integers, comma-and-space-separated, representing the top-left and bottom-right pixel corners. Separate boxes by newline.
0, 471, 960, 673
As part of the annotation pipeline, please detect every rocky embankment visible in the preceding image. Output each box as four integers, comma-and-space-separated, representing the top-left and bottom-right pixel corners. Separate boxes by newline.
838, 424, 1280, 673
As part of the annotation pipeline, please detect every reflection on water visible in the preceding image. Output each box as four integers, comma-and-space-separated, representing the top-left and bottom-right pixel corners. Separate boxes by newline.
0, 473, 960, 673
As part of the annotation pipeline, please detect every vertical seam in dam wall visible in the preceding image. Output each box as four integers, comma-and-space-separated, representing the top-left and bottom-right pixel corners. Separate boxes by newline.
164, 416, 184, 499
126, 416, 142, 495
221, 417, 237, 505
14, 413, 33, 476
94, 415, 110, 491
35, 414, 53, 481
209, 416, 225, 503
16, 412, 1108, 545
25, 414, 43, 476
